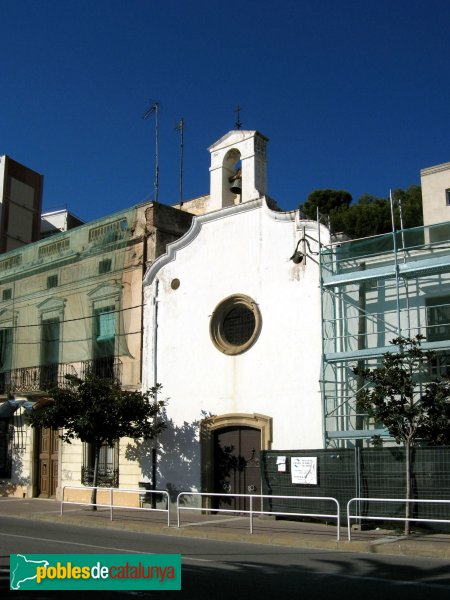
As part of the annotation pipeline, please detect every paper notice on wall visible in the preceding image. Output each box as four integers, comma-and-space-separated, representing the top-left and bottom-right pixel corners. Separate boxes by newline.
291, 456, 317, 485
276, 456, 287, 472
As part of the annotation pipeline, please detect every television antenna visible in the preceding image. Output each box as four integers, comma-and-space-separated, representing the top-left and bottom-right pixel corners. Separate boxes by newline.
175, 118, 184, 208
143, 101, 160, 203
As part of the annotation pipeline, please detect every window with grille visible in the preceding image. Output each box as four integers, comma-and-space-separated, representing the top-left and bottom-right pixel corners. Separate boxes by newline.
2, 289, 12, 301
82, 442, 119, 487
222, 306, 256, 345
210, 294, 261, 355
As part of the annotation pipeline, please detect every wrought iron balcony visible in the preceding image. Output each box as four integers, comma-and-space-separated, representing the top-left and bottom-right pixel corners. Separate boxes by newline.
0, 363, 78, 394
0, 357, 123, 395
79, 357, 123, 383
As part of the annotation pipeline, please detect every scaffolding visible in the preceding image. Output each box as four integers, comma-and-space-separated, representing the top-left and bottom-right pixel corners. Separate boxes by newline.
319, 220, 450, 447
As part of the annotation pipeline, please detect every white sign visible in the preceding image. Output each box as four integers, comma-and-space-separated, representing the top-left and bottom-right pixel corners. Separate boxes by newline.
291, 456, 317, 485
276, 456, 287, 472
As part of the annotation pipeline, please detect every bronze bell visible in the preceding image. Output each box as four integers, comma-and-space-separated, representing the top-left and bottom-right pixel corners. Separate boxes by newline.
230, 177, 242, 195
229, 168, 242, 195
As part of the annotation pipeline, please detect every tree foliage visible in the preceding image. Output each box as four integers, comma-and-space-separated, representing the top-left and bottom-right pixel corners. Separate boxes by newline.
354, 335, 450, 534
28, 374, 166, 506
421, 379, 450, 446
354, 336, 431, 448
300, 186, 423, 239
301, 189, 352, 219
28, 375, 166, 446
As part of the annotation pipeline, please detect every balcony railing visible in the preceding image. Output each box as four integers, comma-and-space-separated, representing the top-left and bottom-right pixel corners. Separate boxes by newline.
0, 358, 122, 394
79, 357, 123, 383
0, 363, 78, 394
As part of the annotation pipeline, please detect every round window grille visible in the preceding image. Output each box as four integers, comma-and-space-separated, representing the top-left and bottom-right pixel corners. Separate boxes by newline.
210, 294, 261, 355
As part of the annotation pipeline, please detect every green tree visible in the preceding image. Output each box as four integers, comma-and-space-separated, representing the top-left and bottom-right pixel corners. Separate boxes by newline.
354, 335, 450, 535
300, 186, 423, 239
27, 375, 166, 508
332, 195, 392, 238
301, 189, 352, 220
392, 185, 423, 230
421, 379, 450, 445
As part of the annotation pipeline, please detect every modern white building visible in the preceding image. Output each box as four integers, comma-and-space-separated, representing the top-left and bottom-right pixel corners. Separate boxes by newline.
142, 130, 329, 506
421, 161, 450, 228
40, 208, 84, 238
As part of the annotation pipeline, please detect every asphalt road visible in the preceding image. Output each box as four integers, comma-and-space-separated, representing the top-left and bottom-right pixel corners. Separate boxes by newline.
1, 516, 450, 599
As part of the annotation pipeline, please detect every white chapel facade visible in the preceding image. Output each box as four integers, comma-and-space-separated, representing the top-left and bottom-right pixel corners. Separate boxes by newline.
142, 130, 328, 503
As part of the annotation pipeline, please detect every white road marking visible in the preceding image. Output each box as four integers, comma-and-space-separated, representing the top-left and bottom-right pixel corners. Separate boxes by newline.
1, 531, 212, 562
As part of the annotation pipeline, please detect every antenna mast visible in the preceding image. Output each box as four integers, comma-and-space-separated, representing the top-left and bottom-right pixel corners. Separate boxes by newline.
175, 118, 184, 208
143, 101, 160, 203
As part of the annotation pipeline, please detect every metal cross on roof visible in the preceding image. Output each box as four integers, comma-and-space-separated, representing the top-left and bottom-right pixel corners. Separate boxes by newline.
234, 105, 243, 130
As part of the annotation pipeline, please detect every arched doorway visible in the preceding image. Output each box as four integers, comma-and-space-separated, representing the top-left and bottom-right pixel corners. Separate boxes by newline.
213, 425, 260, 511
201, 413, 272, 512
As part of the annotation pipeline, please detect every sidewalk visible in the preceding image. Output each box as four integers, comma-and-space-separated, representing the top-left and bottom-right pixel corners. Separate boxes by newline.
0, 497, 449, 559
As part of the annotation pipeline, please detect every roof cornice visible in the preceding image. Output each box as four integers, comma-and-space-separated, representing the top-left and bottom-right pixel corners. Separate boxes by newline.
420, 161, 450, 177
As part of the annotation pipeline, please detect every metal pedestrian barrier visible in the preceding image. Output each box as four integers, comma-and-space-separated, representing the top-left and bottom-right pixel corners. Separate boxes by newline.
61, 485, 170, 526
347, 497, 450, 540
177, 492, 340, 541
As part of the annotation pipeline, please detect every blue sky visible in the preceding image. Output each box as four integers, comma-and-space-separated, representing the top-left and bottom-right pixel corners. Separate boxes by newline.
1, 0, 450, 221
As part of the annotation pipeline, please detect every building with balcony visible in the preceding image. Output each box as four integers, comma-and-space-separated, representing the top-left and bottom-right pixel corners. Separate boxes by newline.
0, 201, 193, 498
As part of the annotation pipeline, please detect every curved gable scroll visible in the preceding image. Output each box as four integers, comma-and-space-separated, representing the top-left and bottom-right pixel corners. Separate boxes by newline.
143, 198, 263, 288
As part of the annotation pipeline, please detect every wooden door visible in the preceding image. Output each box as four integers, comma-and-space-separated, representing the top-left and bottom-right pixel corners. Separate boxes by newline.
38, 428, 59, 497
213, 426, 261, 511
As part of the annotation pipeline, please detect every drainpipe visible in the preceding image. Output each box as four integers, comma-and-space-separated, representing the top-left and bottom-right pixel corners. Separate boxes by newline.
317, 212, 327, 448
151, 279, 159, 505
152, 279, 159, 386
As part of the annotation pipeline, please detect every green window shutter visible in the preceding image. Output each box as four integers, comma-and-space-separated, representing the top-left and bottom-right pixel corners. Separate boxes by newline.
97, 310, 115, 341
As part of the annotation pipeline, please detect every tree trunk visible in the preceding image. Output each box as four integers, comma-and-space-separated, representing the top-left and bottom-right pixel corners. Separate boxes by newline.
404, 440, 411, 535
90, 444, 100, 511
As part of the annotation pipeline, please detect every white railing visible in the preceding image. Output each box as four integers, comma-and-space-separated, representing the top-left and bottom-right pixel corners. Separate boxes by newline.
177, 492, 340, 541
61, 485, 170, 526
347, 497, 450, 540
